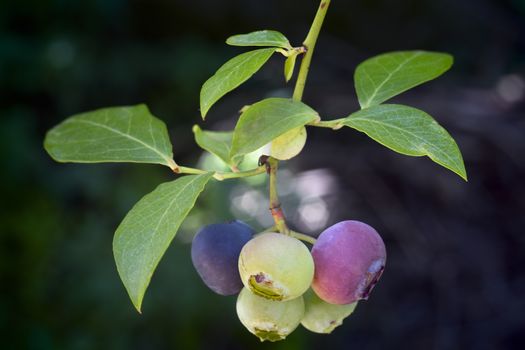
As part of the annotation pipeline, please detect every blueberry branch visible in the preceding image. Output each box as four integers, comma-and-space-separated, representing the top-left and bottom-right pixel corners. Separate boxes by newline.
293, 0, 331, 101
262, 156, 290, 235
262, 0, 330, 236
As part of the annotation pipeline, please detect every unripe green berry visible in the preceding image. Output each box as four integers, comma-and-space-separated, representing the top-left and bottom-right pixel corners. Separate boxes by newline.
269, 126, 307, 160
301, 289, 357, 334
236, 287, 304, 342
238, 232, 314, 301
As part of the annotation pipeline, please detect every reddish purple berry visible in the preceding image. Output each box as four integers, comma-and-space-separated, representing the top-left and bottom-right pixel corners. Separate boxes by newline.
311, 220, 386, 304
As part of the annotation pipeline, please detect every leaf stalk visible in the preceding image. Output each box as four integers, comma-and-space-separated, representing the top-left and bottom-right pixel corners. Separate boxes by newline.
177, 165, 266, 181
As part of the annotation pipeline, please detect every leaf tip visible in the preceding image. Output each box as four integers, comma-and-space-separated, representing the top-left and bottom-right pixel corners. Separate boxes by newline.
199, 105, 208, 119
43, 133, 52, 154
440, 53, 455, 74
43, 130, 66, 163
459, 169, 468, 182
131, 294, 144, 313
136, 103, 149, 111
452, 150, 467, 181
192, 125, 201, 134
444, 52, 454, 64
199, 90, 209, 120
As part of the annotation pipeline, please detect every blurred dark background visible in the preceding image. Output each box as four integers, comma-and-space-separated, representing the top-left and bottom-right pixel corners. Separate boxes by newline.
1, 0, 525, 349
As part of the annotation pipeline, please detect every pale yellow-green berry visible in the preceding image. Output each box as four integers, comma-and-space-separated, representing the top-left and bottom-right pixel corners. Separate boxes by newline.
269, 126, 307, 160
236, 287, 305, 342
238, 232, 314, 301
301, 289, 357, 334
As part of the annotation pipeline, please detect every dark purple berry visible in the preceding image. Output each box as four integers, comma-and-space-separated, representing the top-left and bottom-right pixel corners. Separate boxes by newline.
191, 220, 254, 295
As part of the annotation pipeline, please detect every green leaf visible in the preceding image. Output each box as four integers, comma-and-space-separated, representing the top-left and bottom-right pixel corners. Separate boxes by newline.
230, 98, 320, 161
200, 48, 276, 118
354, 51, 453, 109
44, 104, 177, 170
226, 30, 292, 49
341, 104, 467, 180
113, 173, 213, 312
192, 125, 240, 167
284, 52, 299, 82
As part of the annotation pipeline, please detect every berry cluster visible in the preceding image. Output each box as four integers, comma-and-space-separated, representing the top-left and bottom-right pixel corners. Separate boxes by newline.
191, 220, 386, 341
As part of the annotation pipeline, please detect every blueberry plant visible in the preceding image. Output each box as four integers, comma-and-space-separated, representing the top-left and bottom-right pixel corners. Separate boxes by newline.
43, 0, 467, 342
